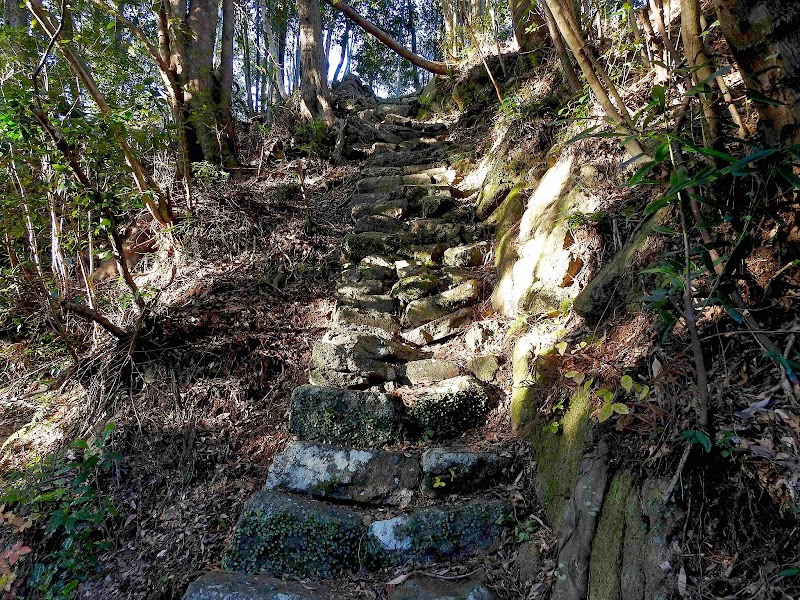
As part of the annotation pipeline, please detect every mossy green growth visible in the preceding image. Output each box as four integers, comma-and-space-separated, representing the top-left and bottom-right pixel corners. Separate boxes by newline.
588, 471, 635, 600
364, 501, 508, 567
488, 184, 526, 240
222, 492, 363, 578
408, 383, 488, 440
529, 386, 593, 527
390, 273, 439, 302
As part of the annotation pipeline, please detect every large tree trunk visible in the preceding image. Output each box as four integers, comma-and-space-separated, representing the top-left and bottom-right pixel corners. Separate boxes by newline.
241, 12, 254, 116
322, 0, 450, 75
681, 0, 719, 143
298, 0, 336, 124
183, 0, 218, 161
542, 1, 581, 92
266, 4, 288, 100
714, 0, 800, 144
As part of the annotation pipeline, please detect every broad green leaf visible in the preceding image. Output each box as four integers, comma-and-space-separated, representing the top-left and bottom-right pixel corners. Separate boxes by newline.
620, 375, 633, 393
612, 403, 629, 415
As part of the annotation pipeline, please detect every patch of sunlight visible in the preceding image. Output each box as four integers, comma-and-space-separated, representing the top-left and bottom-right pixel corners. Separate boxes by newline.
519, 154, 574, 243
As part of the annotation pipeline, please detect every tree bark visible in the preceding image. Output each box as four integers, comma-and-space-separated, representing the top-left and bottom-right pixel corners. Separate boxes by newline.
509, 0, 547, 52
241, 11, 254, 116
681, 0, 719, 142
542, 0, 581, 92
219, 0, 237, 162
298, 0, 336, 124
543, 0, 647, 162
322, 0, 450, 75
713, 0, 800, 144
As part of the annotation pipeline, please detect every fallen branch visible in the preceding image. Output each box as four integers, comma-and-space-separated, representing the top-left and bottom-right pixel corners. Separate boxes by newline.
63, 301, 126, 338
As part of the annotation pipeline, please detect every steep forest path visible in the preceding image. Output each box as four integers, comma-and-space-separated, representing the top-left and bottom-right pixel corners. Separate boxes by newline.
183, 97, 529, 600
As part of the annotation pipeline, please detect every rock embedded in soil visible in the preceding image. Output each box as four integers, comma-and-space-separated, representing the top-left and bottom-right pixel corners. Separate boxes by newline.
403, 358, 460, 384
421, 447, 507, 493
408, 219, 463, 245
443, 242, 491, 267
387, 575, 496, 600
404, 280, 479, 327
182, 572, 328, 600
365, 500, 507, 565
344, 232, 411, 262
289, 385, 403, 446
401, 308, 472, 346
403, 375, 489, 440
395, 259, 427, 278
266, 442, 420, 506
350, 195, 409, 220
311, 327, 420, 373
358, 254, 398, 281
355, 215, 402, 233
222, 491, 363, 578
337, 293, 397, 314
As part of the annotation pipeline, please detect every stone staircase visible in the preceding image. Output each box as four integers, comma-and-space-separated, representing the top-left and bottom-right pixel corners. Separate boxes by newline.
183, 102, 513, 600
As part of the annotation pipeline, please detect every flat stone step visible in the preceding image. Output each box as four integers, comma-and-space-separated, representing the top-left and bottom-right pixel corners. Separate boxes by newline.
336, 292, 396, 313
343, 231, 411, 262
402, 308, 473, 346
333, 306, 400, 335
401, 375, 489, 440
388, 574, 496, 600
421, 447, 509, 494
183, 572, 328, 600
266, 442, 419, 506
354, 214, 402, 233
350, 195, 409, 220
360, 165, 452, 178
403, 280, 480, 327
365, 500, 507, 566
356, 173, 453, 194
222, 492, 362, 578
336, 279, 389, 298
289, 385, 403, 446
408, 218, 463, 245
403, 358, 460, 384
366, 148, 447, 168
443, 242, 491, 267
390, 272, 440, 303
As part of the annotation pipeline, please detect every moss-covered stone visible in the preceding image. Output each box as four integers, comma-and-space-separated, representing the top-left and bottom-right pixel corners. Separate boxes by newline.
289, 385, 402, 446
364, 500, 508, 566
487, 185, 526, 240
222, 492, 364, 578
404, 375, 488, 440
343, 232, 411, 263
588, 471, 635, 600
390, 272, 440, 302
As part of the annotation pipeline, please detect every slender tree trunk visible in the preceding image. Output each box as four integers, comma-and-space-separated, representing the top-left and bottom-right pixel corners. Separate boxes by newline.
276, 15, 288, 97
242, 13, 254, 115
298, 0, 336, 124
543, 0, 647, 161
542, 0, 581, 92
323, 0, 450, 75
681, 0, 719, 142
332, 19, 350, 83
266, 5, 288, 100
714, 0, 800, 144
408, 0, 420, 90
219, 0, 237, 162
509, 0, 547, 51
26, 0, 172, 224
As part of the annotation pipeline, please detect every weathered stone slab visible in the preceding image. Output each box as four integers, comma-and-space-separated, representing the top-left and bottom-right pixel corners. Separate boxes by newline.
333, 306, 400, 335
468, 354, 500, 383
357, 174, 450, 194
404, 359, 460, 384
395, 259, 427, 278
402, 309, 472, 346
388, 575, 496, 600
365, 500, 507, 565
355, 215, 402, 233
344, 232, 411, 262
289, 385, 402, 446
409, 219, 463, 245
337, 293, 397, 313
444, 242, 491, 267
222, 492, 363, 578
405, 243, 448, 266
350, 195, 409, 220
421, 448, 506, 493
404, 280, 479, 327
414, 194, 455, 217
266, 442, 419, 506
358, 255, 397, 281
403, 375, 489, 440
337, 279, 389, 298
390, 273, 439, 302
183, 572, 328, 600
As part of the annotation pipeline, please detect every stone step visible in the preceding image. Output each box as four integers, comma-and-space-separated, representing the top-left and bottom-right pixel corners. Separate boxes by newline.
408, 218, 464, 245
365, 499, 507, 566
360, 164, 452, 179
289, 385, 403, 447
366, 148, 448, 168
336, 292, 396, 314
403, 279, 480, 327
443, 242, 491, 268
350, 195, 409, 220
266, 442, 419, 506
183, 572, 328, 600
354, 214, 402, 233
336, 279, 389, 297
403, 358, 460, 384
310, 326, 420, 387
390, 271, 440, 303
401, 375, 489, 440
421, 447, 510, 494
333, 306, 400, 335
402, 308, 473, 346
356, 173, 453, 194
222, 492, 362, 578
388, 574, 496, 600
343, 231, 410, 262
